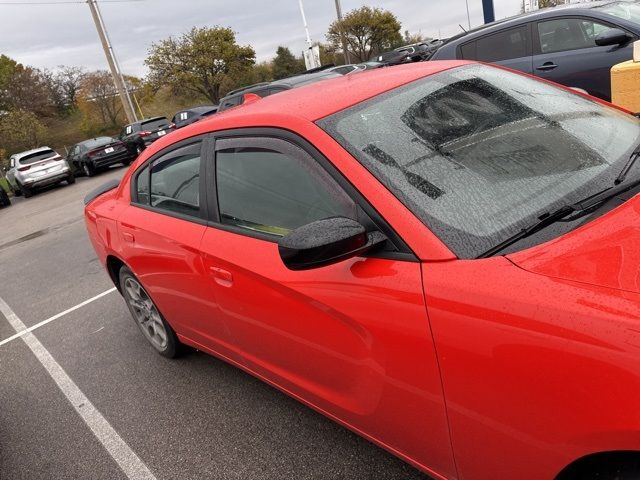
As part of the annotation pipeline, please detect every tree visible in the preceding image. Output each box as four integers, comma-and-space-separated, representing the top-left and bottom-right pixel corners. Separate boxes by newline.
327, 7, 403, 62
272, 46, 305, 80
78, 71, 123, 131
57, 66, 86, 112
0, 55, 18, 111
403, 30, 427, 45
0, 110, 48, 153
539, 0, 566, 8
145, 26, 256, 104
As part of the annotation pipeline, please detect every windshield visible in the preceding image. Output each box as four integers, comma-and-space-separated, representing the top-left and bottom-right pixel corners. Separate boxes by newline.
19, 149, 57, 165
82, 137, 114, 150
318, 64, 640, 258
142, 118, 170, 131
597, 1, 640, 24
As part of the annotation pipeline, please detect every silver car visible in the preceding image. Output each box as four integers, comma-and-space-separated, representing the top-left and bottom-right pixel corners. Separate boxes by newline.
6, 147, 75, 198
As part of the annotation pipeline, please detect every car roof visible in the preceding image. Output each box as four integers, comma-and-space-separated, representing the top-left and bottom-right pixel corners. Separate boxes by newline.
13, 146, 55, 159
186, 105, 218, 114
271, 70, 342, 87
126, 116, 167, 127
191, 61, 470, 128
444, 1, 617, 44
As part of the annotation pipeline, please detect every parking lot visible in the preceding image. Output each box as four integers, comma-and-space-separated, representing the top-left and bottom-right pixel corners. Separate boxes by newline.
0, 167, 429, 479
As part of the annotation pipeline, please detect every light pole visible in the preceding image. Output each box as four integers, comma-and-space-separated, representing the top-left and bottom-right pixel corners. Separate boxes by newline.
465, 0, 471, 30
334, 0, 350, 65
86, 0, 137, 124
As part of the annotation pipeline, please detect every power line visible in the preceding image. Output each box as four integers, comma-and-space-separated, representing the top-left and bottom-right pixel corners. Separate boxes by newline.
0, 1, 144, 4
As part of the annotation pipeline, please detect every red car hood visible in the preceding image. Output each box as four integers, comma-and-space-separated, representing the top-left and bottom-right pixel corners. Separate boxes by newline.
508, 196, 640, 294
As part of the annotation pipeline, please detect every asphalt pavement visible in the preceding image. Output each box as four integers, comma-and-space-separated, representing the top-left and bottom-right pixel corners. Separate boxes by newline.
0, 166, 430, 479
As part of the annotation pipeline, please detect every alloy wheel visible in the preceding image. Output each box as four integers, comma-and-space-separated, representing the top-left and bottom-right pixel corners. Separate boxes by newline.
123, 277, 168, 351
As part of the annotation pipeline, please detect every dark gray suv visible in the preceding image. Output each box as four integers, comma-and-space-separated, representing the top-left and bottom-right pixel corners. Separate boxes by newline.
431, 1, 640, 100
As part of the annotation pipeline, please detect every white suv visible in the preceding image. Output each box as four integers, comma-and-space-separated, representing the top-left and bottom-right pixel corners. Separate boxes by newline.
6, 147, 74, 198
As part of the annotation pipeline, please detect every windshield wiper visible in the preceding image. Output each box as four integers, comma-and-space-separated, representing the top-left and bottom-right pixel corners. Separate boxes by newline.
615, 143, 640, 185
479, 172, 640, 258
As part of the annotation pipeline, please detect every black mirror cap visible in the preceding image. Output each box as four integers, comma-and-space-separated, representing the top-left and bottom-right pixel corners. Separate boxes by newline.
278, 217, 386, 271
595, 28, 632, 47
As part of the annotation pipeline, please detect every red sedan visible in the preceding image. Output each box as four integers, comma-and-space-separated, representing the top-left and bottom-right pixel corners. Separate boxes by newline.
84, 61, 640, 480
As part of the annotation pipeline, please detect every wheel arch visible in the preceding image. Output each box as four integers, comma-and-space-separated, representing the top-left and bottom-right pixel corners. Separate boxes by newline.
106, 255, 127, 293
556, 451, 640, 480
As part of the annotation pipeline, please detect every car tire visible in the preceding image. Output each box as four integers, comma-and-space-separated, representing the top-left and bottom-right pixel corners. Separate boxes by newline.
83, 162, 95, 177
19, 183, 32, 198
119, 266, 184, 358
11, 185, 22, 197
0, 188, 10, 207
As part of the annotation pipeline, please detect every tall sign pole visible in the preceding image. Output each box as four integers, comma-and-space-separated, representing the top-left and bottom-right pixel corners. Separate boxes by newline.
86, 0, 137, 124
334, 0, 350, 65
482, 0, 496, 23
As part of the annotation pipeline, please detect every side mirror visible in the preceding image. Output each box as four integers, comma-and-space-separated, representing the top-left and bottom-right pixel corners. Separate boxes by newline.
278, 217, 386, 271
595, 28, 632, 47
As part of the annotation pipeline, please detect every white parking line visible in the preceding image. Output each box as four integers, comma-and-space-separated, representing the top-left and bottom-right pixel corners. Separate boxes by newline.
0, 295, 157, 480
0, 287, 117, 348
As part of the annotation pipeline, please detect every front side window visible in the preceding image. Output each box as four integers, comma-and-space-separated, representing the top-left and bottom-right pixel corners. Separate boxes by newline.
135, 142, 201, 218
471, 26, 529, 61
215, 138, 356, 237
538, 18, 611, 53
319, 64, 640, 258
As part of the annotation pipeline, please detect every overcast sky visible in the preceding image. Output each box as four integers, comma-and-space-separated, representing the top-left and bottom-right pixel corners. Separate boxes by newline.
0, 0, 521, 77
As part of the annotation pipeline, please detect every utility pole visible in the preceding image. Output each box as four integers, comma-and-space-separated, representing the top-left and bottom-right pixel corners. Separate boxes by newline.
334, 0, 350, 65
86, 0, 137, 124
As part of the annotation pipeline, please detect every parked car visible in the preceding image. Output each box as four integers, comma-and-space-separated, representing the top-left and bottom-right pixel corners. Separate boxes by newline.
377, 39, 445, 65
217, 71, 342, 112
430, 0, 640, 100
85, 61, 640, 479
324, 64, 365, 75
172, 105, 218, 129
67, 136, 135, 177
6, 147, 74, 198
119, 117, 175, 155
0, 184, 10, 208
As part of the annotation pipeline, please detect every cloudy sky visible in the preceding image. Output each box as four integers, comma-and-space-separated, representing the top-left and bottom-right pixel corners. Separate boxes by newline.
1, 0, 521, 77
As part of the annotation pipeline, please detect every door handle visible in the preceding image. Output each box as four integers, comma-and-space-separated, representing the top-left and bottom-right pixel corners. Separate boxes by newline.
209, 267, 233, 287
122, 232, 135, 243
536, 62, 558, 71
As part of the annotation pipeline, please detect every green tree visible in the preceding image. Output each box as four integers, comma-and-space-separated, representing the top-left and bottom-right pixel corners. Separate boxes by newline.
327, 6, 403, 62
0, 110, 48, 153
145, 26, 256, 104
272, 46, 305, 80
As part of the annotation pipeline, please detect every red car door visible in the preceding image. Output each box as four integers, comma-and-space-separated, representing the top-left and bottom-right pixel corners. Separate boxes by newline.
198, 133, 456, 479
119, 138, 235, 354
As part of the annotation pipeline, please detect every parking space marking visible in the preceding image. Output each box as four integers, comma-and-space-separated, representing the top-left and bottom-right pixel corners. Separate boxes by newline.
0, 287, 117, 348
0, 295, 157, 480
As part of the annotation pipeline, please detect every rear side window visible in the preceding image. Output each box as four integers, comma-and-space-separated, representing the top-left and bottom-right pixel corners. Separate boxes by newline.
537, 18, 612, 53
466, 26, 529, 61
134, 142, 202, 218
215, 137, 356, 237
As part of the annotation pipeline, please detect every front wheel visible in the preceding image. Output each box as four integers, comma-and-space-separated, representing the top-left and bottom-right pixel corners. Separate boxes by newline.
119, 266, 183, 358
0, 189, 10, 207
